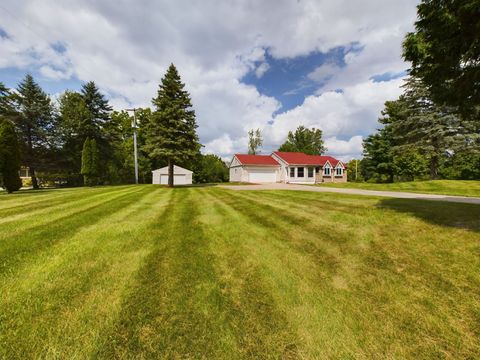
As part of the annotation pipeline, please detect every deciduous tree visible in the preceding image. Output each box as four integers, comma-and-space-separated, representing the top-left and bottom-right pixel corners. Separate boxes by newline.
248, 128, 263, 155
403, 0, 480, 116
278, 126, 326, 155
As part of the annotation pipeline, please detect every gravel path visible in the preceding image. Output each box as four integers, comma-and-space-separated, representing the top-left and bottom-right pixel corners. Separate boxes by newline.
219, 183, 480, 205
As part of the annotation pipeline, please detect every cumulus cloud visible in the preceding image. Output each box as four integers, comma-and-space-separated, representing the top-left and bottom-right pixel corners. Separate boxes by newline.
0, 0, 418, 160
255, 62, 270, 78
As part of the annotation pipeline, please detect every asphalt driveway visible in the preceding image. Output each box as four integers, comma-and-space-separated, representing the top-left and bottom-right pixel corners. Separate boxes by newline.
219, 183, 480, 205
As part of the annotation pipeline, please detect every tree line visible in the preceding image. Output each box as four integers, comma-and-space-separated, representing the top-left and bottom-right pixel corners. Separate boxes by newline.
0, 64, 228, 192
359, 0, 479, 182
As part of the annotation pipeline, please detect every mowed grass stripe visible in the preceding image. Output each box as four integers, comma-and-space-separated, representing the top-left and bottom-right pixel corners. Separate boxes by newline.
0, 186, 118, 210
208, 189, 364, 358
198, 189, 301, 359
0, 186, 150, 274
0, 185, 137, 228
0, 187, 170, 359
98, 188, 244, 359
213, 188, 480, 358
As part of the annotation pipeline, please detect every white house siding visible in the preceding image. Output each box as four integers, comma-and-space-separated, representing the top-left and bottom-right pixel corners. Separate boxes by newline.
229, 165, 280, 183
229, 166, 248, 182
152, 165, 193, 185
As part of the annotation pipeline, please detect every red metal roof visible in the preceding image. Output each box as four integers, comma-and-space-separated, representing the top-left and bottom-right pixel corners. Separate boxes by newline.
234, 154, 280, 166
273, 152, 341, 167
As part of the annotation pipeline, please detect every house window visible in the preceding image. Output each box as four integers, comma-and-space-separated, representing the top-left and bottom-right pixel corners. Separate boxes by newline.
336, 167, 343, 176
315, 167, 320, 173
297, 167, 304, 177
308, 167, 314, 177
290, 167, 295, 177
324, 166, 331, 176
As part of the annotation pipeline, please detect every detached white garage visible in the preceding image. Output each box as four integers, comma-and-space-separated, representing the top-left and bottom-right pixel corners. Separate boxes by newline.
152, 165, 193, 185
229, 154, 280, 183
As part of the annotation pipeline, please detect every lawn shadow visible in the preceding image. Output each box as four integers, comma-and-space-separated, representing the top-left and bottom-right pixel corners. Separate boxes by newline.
377, 198, 480, 232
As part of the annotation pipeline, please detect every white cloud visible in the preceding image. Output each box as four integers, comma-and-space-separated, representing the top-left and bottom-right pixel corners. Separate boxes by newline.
255, 62, 270, 78
265, 78, 404, 158
324, 136, 363, 161
0, 0, 419, 160
308, 62, 340, 82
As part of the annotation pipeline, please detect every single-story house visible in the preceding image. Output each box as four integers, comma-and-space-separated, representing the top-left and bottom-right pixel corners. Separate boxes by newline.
152, 165, 193, 185
229, 151, 347, 184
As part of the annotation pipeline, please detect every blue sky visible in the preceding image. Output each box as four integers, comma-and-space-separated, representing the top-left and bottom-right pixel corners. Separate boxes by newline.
0, 0, 419, 160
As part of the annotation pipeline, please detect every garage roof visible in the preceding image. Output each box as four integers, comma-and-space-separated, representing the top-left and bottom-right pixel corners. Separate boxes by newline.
234, 154, 280, 166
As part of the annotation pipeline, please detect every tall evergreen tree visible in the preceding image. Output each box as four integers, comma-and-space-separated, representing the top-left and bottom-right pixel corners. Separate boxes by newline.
144, 64, 201, 187
81, 82, 120, 183
0, 118, 22, 193
81, 81, 113, 126
361, 129, 395, 182
0, 82, 14, 116
81, 138, 100, 186
390, 77, 464, 179
278, 126, 326, 155
13, 74, 54, 189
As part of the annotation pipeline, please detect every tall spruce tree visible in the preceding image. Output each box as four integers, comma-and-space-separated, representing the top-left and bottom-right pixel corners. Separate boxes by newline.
13, 74, 54, 189
144, 64, 201, 187
390, 77, 463, 179
80, 82, 119, 183
0, 82, 14, 116
81, 138, 100, 186
0, 118, 22, 193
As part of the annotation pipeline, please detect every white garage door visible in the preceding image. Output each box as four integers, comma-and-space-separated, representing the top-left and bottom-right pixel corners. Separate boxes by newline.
248, 169, 277, 183
160, 174, 188, 185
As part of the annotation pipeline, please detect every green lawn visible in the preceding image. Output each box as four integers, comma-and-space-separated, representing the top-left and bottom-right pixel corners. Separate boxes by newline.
317, 179, 480, 197
1, 185, 479, 359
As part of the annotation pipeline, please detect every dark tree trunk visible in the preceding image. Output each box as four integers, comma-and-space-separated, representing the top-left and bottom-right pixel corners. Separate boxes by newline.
27, 127, 39, 189
430, 155, 438, 180
30, 167, 39, 189
168, 159, 174, 188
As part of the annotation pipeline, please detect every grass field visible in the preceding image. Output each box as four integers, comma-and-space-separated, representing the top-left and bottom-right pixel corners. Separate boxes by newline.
1, 185, 479, 359
316, 179, 480, 197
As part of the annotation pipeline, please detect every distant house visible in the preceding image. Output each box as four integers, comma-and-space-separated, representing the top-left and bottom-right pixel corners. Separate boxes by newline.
152, 165, 193, 185
229, 151, 347, 184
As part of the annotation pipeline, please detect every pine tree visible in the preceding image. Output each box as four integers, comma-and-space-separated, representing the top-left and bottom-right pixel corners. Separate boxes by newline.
13, 74, 54, 189
0, 118, 22, 193
144, 64, 201, 187
81, 138, 100, 186
81, 81, 113, 127
391, 77, 463, 179
0, 82, 14, 116
80, 82, 119, 182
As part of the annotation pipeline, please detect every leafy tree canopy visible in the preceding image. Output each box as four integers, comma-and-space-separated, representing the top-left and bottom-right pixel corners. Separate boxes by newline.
403, 0, 480, 116
278, 125, 326, 155
248, 128, 263, 155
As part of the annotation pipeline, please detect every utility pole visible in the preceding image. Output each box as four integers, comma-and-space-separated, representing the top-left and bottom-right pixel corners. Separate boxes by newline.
355, 159, 358, 181
125, 108, 139, 184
